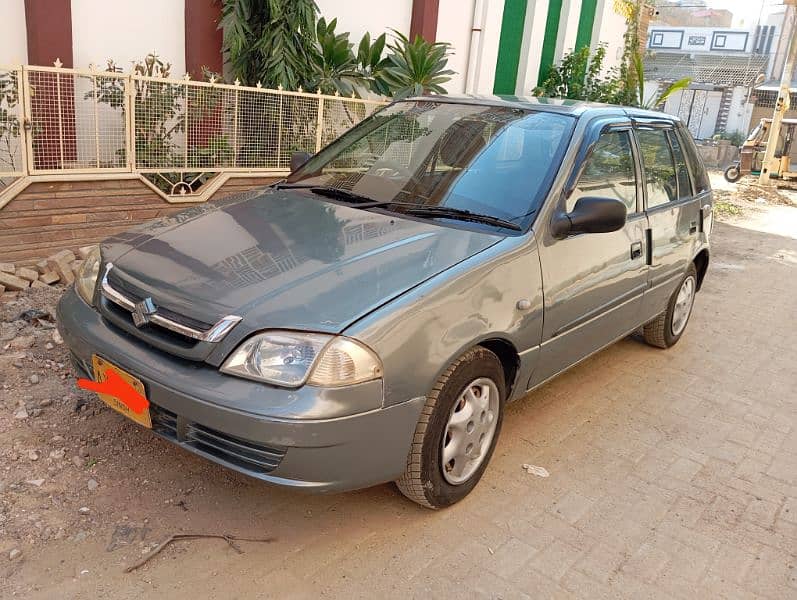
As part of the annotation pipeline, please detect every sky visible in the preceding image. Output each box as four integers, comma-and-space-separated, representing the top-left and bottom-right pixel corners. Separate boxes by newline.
698, 0, 783, 27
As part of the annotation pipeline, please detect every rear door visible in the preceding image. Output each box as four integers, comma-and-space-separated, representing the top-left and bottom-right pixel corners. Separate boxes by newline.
633, 121, 702, 322
531, 119, 649, 387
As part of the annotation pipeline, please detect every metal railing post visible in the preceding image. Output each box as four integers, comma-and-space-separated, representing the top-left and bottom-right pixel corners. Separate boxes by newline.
92, 73, 100, 168
184, 80, 189, 170
233, 85, 239, 168
126, 75, 135, 171
315, 93, 325, 153
17, 67, 30, 176
55, 70, 65, 168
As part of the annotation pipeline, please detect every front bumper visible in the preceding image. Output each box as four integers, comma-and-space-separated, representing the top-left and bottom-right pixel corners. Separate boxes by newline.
57, 288, 425, 492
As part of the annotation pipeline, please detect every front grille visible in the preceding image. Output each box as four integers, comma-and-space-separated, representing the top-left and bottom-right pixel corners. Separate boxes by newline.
185, 422, 286, 473
103, 299, 199, 350
107, 271, 213, 332
150, 404, 178, 438
148, 402, 286, 474
98, 264, 241, 362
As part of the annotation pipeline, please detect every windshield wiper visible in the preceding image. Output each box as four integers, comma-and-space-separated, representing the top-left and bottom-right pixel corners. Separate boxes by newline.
275, 183, 377, 205
396, 205, 522, 231
277, 184, 521, 231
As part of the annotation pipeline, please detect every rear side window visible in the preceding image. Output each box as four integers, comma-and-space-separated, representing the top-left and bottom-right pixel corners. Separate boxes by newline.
636, 129, 677, 208
568, 131, 637, 213
676, 128, 710, 193
667, 130, 693, 200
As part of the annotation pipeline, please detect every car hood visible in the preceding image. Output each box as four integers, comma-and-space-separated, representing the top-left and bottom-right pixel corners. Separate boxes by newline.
103, 188, 502, 333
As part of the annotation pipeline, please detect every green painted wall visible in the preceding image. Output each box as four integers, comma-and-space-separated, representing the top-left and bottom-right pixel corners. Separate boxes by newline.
493, 0, 529, 95
537, 0, 563, 87
574, 0, 598, 52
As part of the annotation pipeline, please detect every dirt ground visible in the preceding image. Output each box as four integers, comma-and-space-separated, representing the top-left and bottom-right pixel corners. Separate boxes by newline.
1, 174, 795, 599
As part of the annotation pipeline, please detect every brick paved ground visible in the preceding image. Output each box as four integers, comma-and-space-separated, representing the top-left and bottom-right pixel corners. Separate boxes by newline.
7, 213, 797, 599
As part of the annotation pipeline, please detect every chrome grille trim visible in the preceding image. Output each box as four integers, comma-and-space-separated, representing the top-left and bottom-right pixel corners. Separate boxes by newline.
101, 263, 242, 343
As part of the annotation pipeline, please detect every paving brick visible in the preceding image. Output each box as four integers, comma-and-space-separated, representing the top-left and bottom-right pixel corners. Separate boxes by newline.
0, 262, 14, 273
741, 497, 779, 529
706, 543, 757, 585
666, 457, 704, 482
15, 266, 39, 282
526, 539, 585, 581
39, 271, 60, 285
549, 491, 596, 525
46, 254, 75, 285
781, 496, 797, 523
486, 537, 539, 579
0, 271, 31, 291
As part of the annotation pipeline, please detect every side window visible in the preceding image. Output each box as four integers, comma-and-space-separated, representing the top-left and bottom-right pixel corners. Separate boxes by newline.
637, 129, 678, 208
676, 128, 710, 193
667, 130, 693, 199
568, 130, 637, 213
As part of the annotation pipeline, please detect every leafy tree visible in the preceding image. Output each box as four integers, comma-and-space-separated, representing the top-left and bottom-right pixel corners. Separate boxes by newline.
220, 0, 319, 89
536, 0, 691, 109
536, 46, 619, 102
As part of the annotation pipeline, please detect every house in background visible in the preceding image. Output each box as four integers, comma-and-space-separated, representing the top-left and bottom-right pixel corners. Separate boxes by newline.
1, 0, 633, 96
644, 3, 794, 140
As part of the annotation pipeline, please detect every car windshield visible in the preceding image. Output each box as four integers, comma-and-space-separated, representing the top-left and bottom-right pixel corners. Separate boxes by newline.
285, 101, 575, 233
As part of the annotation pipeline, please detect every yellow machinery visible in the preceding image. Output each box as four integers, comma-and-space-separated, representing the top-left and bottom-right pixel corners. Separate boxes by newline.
724, 118, 797, 183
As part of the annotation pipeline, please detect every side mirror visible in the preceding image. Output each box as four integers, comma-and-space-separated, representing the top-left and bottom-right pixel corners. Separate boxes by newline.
290, 151, 312, 173
550, 196, 627, 239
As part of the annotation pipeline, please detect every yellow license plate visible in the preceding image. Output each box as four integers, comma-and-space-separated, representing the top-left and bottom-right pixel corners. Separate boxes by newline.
91, 355, 152, 429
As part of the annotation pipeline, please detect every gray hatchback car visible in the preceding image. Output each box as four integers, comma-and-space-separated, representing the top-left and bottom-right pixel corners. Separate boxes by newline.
58, 96, 712, 508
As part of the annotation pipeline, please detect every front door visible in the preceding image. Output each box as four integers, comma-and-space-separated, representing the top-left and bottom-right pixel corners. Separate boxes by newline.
531, 125, 649, 388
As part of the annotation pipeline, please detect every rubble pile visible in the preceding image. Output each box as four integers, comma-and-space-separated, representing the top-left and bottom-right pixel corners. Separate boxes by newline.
0, 246, 97, 297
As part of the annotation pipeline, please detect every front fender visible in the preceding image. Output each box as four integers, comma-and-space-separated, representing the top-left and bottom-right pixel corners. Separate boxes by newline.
345, 234, 544, 407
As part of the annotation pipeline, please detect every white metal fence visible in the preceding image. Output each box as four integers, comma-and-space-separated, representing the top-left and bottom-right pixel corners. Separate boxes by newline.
0, 64, 386, 198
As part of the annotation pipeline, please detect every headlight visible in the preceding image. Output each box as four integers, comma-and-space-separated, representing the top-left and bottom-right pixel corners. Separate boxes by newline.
75, 247, 101, 306
220, 331, 383, 388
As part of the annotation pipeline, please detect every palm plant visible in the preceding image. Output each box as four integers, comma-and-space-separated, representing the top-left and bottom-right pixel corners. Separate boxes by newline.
376, 31, 454, 98
308, 18, 368, 96
630, 50, 691, 109
356, 32, 388, 95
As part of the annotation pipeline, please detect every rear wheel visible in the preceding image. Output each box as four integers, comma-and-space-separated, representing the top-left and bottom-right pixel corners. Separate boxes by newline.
724, 164, 742, 183
643, 263, 697, 349
395, 347, 505, 509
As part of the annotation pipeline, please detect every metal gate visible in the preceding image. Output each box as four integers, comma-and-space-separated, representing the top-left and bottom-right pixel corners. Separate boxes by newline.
665, 89, 723, 139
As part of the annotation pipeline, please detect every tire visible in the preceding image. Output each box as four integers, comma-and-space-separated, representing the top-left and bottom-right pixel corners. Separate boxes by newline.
724, 164, 742, 183
395, 346, 505, 509
643, 263, 698, 349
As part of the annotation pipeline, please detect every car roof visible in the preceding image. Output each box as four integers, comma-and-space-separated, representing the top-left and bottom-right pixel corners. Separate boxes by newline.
404, 94, 681, 123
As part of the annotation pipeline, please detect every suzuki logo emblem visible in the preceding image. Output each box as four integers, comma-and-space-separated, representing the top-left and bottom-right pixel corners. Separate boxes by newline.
132, 297, 157, 328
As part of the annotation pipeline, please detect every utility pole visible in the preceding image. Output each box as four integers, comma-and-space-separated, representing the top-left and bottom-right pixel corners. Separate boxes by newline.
759, 2, 797, 185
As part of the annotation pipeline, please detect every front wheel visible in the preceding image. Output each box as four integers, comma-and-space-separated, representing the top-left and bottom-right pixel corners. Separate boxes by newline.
395, 347, 505, 509
724, 164, 742, 183
643, 263, 697, 349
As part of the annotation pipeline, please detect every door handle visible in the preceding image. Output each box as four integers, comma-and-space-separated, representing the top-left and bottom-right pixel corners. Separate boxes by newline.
689, 221, 697, 234
630, 241, 643, 260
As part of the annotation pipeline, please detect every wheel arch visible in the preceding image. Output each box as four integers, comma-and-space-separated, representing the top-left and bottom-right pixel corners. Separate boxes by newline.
693, 248, 710, 290
477, 337, 521, 398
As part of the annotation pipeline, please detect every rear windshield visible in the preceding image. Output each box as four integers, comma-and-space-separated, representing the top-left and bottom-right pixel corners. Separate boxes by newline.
287, 101, 575, 232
